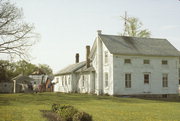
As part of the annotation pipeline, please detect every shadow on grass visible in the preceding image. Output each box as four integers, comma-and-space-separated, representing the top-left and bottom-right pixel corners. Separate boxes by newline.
40, 110, 62, 121
0, 100, 11, 106
136, 96, 180, 103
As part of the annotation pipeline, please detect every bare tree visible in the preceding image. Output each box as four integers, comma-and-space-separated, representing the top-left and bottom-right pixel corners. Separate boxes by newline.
0, 0, 38, 60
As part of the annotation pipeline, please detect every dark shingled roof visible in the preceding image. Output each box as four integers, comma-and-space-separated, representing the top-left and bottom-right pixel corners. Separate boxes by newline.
76, 66, 95, 73
55, 61, 86, 75
99, 35, 180, 56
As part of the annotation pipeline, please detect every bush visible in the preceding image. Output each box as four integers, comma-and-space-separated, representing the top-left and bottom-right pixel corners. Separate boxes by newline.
73, 112, 92, 121
52, 103, 61, 113
57, 105, 78, 121
51, 104, 92, 121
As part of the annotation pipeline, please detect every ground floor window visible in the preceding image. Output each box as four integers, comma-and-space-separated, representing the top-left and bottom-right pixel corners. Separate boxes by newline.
162, 73, 168, 87
105, 72, 108, 87
125, 73, 131, 88
144, 74, 149, 84
82, 75, 85, 87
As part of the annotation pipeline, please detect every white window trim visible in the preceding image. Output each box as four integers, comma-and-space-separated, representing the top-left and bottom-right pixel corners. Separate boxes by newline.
125, 73, 131, 88
162, 73, 168, 88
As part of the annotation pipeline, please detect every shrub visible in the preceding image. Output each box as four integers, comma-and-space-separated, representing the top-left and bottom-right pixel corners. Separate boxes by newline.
73, 112, 92, 121
52, 103, 61, 113
57, 105, 78, 121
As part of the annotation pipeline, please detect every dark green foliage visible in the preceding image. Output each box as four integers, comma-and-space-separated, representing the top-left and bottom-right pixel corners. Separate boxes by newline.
51, 104, 93, 121
73, 112, 92, 121
52, 104, 61, 113
57, 105, 78, 121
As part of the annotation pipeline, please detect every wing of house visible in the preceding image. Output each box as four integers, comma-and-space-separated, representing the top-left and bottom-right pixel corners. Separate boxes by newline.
53, 61, 86, 92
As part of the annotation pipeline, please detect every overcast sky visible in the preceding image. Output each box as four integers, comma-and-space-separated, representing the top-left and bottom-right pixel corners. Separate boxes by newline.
10, 0, 180, 73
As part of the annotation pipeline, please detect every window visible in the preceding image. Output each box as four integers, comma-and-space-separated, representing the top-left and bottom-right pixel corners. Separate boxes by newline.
162, 60, 168, 65
125, 73, 131, 88
124, 59, 131, 64
162, 74, 168, 87
144, 74, 149, 84
65, 76, 67, 85
105, 73, 108, 87
144, 60, 150, 64
82, 75, 85, 87
68, 77, 70, 85
105, 51, 108, 63
62, 76, 64, 86
56, 78, 59, 83
179, 68, 180, 79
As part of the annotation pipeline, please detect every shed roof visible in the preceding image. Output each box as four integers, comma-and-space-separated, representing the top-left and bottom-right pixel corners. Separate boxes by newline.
55, 61, 86, 75
76, 66, 95, 73
99, 35, 180, 57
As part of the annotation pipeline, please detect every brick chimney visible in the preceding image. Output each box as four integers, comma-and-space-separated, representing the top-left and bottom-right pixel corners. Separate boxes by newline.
75, 53, 79, 63
86, 45, 90, 68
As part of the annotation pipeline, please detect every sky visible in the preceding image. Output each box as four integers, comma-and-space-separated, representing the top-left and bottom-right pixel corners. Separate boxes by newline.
9, 0, 180, 73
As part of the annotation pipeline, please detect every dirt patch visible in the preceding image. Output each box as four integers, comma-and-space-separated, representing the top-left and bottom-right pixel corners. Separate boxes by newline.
40, 110, 62, 121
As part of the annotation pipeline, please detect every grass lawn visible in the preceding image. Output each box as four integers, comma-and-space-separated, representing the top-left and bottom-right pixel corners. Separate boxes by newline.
0, 93, 180, 121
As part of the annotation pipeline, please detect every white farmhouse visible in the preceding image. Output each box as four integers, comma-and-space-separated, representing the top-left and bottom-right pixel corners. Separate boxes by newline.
54, 30, 180, 97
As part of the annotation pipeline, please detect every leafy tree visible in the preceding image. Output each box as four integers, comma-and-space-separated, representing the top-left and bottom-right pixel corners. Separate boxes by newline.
0, 0, 38, 59
38, 64, 53, 75
0, 60, 16, 82
14, 60, 37, 76
121, 15, 151, 37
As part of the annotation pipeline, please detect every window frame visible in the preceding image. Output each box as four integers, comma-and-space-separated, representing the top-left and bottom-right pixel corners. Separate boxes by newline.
56, 78, 59, 83
124, 59, 131, 64
62, 76, 64, 86
104, 51, 108, 64
144, 74, 150, 84
162, 60, 168, 65
143, 59, 150, 64
125, 73, 131, 88
162, 73, 168, 87
82, 75, 85, 87
105, 72, 108, 88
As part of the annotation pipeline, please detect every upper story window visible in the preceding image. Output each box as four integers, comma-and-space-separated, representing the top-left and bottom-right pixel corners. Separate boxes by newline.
124, 59, 131, 64
144, 74, 150, 84
125, 73, 131, 88
144, 60, 150, 64
162, 60, 168, 65
105, 73, 108, 87
162, 74, 168, 87
104, 51, 108, 63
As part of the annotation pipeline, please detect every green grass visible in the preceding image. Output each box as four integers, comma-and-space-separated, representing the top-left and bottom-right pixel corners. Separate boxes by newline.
0, 93, 180, 121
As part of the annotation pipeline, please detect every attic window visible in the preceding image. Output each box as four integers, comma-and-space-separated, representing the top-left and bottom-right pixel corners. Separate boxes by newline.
104, 51, 108, 63
162, 60, 168, 65
124, 59, 131, 64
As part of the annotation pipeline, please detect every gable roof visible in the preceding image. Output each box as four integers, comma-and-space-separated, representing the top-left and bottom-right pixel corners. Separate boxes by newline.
55, 61, 86, 76
12, 74, 34, 84
99, 34, 180, 57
